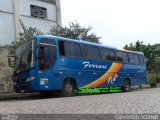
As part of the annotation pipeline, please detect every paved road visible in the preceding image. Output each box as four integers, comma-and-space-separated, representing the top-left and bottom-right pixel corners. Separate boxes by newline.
0, 88, 160, 114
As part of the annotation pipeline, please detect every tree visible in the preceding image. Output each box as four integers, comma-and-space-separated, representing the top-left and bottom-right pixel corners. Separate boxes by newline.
9, 21, 43, 55
123, 41, 160, 70
50, 22, 101, 43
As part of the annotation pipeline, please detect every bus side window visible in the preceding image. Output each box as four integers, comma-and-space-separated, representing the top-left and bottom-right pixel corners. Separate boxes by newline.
59, 41, 65, 56
128, 53, 140, 64
64, 41, 81, 58
91, 47, 101, 60
122, 52, 129, 63
134, 54, 140, 64
100, 48, 116, 61
139, 55, 145, 65
116, 51, 123, 62
81, 44, 93, 59
128, 53, 135, 64
116, 51, 129, 63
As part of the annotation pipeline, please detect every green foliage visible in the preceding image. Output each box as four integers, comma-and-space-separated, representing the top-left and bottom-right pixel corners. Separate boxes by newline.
9, 21, 43, 55
50, 22, 101, 43
124, 41, 160, 70
9, 21, 101, 55
124, 41, 160, 87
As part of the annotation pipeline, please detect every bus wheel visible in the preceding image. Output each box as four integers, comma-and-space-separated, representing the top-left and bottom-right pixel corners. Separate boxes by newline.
122, 79, 131, 92
63, 79, 76, 97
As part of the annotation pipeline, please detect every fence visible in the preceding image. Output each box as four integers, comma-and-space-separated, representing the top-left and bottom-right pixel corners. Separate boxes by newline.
147, 69, 160, 87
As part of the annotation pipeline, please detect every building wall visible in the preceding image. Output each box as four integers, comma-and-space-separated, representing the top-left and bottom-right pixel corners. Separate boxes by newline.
20, 0, 57, 34
0, 0, 15, 46
0, 0, 61, 45
0, 46, 13, 93
0, 0, 61, 92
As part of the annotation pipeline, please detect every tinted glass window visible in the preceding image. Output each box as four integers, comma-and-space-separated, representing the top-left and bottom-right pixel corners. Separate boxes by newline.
81, 45, 93, 59
91, 47, 101, 60
139, 55, 144, 65
64, 41, 81, 58
128, 53, 135, 64
50, 47, 57, 65
122, 52, 129, 63
19, 42, 32, 72
116, 51, 123, 62
59, 41, 65, 56
38, 46, 56, 71
100, 48, 116, 61
116, 51, 129, 63
135, 54, 140, 64
128, 53, 140, 64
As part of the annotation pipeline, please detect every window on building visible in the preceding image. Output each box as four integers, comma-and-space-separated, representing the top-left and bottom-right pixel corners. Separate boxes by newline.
100, 48, 116, 61
30, 5, 47, 19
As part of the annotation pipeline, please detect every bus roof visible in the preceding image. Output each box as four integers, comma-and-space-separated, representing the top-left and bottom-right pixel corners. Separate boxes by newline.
34, 35, 144, 55
35, 35, 117, 50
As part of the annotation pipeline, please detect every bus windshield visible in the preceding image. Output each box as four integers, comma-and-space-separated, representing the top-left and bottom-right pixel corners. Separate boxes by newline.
14, 40, 35, 74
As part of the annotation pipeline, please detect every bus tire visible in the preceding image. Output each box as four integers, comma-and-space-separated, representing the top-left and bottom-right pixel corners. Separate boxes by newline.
63, 78, 76, 97
122, 79, 131, 92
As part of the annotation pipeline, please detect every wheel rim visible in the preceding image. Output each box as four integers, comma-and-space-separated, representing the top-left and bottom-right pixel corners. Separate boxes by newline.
65, 84, 73, 93
124, 81, 130, 91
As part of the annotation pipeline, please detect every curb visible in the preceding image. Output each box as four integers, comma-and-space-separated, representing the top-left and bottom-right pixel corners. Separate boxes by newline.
0, 93, 39, 101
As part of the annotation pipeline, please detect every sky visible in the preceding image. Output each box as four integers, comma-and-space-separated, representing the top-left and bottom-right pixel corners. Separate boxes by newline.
61, 0, 160, 49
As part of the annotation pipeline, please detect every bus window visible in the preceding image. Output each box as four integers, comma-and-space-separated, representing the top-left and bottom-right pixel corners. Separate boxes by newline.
139, 55, 145, 65
122, 52, 129, 63
128, 53, 139, 64
116, 51, 123, 62
38, 45, 56, 71
135, 54, 140, 64
100, 48, 116, 61
19, 42, 32, 72
81, 44, 93, 59
116, 51, 129, 63
91, 47, 101, 60
63, 41, 81, 58
59, 41, 65, 56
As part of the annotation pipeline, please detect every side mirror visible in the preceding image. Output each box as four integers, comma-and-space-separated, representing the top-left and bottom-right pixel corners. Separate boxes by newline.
8, 56, 15, 68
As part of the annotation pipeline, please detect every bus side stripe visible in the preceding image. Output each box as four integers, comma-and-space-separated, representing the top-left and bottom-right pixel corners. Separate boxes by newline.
82, 63, 124, 88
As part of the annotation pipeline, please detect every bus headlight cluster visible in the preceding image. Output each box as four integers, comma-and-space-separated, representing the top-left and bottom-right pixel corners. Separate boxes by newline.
26, 77, 35, 82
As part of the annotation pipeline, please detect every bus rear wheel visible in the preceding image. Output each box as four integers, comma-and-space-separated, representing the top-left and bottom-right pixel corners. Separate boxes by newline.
63, 79, 76, 97
122, 79, 131, 92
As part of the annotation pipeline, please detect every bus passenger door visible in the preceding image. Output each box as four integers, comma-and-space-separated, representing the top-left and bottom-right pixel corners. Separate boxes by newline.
37, 45, 56, 90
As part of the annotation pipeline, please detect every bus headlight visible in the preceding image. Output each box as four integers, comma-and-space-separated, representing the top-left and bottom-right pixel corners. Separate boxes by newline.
26, 77, 35, 82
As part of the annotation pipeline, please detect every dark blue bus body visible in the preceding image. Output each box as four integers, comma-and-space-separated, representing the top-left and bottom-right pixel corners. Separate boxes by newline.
12, 35, 147, 94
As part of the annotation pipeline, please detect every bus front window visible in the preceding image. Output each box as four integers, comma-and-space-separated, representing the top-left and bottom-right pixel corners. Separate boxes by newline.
14, 40, 35, 74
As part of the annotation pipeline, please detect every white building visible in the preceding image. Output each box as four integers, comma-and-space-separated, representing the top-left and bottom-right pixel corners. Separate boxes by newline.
0, 0, 61, 45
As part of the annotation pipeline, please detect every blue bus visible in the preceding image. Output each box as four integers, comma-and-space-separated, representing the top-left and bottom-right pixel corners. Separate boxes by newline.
8, 35, 147, 96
